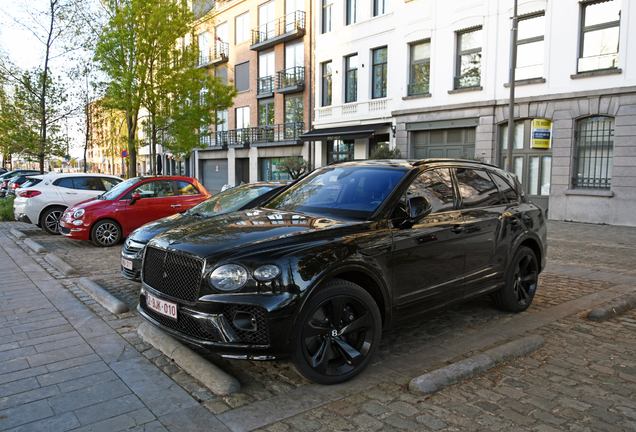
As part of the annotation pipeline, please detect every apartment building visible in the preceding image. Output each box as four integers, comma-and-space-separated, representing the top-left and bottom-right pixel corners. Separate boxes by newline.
309, 0, 635, 226
191, 0, 312, 193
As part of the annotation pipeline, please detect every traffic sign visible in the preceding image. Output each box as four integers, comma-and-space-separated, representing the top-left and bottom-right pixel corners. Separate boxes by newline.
121, 150, 128, 158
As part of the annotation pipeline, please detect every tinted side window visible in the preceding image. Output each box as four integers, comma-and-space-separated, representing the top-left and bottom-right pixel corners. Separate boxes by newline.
491, 172, 519, 204
73, 177, 101, 191
455, 168, 500, 208
101, 178, 121, 191
176, 180, 200, 196
55, 178, 74, 189
399, 168, 455, 216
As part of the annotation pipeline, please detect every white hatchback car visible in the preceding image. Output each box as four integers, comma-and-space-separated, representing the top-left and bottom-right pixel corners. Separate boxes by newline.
13, 172, 122, 235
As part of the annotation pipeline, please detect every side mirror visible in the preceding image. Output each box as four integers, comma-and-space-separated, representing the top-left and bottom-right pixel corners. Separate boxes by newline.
408, 196, 432, 221
130, 192, 141, 205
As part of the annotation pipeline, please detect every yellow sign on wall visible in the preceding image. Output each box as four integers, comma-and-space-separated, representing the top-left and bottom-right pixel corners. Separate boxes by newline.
531, 119, 552, 149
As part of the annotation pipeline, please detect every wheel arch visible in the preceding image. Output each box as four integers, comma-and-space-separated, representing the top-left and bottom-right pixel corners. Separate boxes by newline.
90, 217, 124, 240
517, 237, 543, 272
38, 204, 67, 225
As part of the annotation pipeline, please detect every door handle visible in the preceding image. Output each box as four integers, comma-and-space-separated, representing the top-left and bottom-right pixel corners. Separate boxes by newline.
65, 192, 77, 195
451, 225, 464, 234
171, 204, 182, 208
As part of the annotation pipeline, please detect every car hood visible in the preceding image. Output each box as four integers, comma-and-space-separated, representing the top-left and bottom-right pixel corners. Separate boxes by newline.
149, 208, 367, 259
129, 213, 192, 243
69, 197, 111, 212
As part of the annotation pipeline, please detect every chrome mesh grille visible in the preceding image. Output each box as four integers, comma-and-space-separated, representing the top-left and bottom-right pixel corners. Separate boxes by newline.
224, 304, 270, 345
140, 301, 216, 341
143, 246, 203, 302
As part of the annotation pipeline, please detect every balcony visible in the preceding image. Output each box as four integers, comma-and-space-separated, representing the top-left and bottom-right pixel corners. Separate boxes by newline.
276, 66, 305, 94
214, 122, 304, 147
250, 11, 305, 51
256, 76, 275, 98
198, 42, 229, 68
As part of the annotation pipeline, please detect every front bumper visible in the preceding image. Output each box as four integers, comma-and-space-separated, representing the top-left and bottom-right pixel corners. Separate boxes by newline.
59, 218, 91, 240
120, 239, 145, 281
138, 284, 297, 359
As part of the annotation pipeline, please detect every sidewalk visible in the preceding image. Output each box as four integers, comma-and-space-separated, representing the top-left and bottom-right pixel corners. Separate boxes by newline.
0, 231, 228, 431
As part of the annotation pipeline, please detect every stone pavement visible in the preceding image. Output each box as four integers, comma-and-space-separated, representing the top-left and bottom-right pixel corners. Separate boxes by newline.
0, 220, 635, 431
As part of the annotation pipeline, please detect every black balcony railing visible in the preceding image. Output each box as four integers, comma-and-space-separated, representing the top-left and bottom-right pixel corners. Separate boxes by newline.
276, 66, 305, 90
214, 122, 304, 146
251, 11, 306, 45
257, 76, 275, 95
198, 42, 229, 67
408, 82, 429, 96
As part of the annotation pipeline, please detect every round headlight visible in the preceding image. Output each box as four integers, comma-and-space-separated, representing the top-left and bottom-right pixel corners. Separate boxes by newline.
209, 264, 248, 291
73, 209, 85, 219
253, 264, 281, 281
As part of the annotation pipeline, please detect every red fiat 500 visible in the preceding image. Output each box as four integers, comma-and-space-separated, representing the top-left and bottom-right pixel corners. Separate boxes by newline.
60, 176, 211, 247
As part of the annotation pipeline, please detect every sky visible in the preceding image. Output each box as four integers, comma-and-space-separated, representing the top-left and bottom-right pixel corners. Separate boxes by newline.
1, 1, 87, 158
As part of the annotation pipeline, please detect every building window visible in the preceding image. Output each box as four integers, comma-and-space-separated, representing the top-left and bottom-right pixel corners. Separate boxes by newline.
285, 96, 303, 138
322, 61, 332, 106
455, 27, 482, 89
235, 12, 250, 45
345, 54, 358, 103
578, 1, 620, 72
328, 140, 355, 163
259, 1, 276, 40
372, 47, 387, 99
197, 32, 209, 65
573, 116, 614, 189
409, 40, 430, 96
373, 0, 386, 17
258, 51, 275, 94
235, 62, 249, 92
346, 0, 357, 25
322, 0, 333, 33
217, 110, 228, 132
236, 106, 250, 143
516, 14, 545, 80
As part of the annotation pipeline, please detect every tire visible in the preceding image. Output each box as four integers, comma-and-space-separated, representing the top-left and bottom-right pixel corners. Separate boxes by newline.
492, 246, 539, 312
90, 219, 122, 247
41, 206, 66, 235
292, 279, 382, 385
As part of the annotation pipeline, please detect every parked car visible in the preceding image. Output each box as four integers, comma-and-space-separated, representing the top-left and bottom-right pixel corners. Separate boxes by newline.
60, 176, 211, 247
138, 159, 547, 385
121, 182, 288, 281
0, 170, 41, 198
0, 167, 8, 174
5, 174, 44, 199
13, 172, 123, 235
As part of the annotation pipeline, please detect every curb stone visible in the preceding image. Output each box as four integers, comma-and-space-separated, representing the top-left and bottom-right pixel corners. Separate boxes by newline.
9, 228, 26, 239
77, 277, 130, 314
24, 238, 47, 253
138, 322, 241, 396
587, 292, 636, 322
44, 253, 78, 276
409, 335, 545, 395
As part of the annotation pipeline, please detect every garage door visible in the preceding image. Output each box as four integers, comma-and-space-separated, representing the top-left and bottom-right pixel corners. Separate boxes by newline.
199, 159, 228, 194
413, 128, 475, 160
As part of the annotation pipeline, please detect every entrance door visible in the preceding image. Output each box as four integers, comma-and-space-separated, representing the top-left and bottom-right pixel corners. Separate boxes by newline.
413, 128, 476, 159
199, 159, 228, 194
499, 120, 552, 212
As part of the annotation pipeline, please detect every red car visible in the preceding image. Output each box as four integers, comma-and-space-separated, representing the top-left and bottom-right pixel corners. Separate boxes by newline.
60, 176, 211, 247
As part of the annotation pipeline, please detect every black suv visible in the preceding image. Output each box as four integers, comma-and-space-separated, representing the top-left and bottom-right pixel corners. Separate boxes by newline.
138, 159, 547, 384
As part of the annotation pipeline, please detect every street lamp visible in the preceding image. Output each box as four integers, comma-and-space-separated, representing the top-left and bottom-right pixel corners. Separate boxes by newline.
506, 0, 518, 173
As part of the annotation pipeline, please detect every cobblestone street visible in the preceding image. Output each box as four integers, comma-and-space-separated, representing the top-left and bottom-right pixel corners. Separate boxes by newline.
1, 220, 635, 431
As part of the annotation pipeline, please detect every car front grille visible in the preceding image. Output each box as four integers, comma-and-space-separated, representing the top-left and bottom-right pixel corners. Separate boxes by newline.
60, 227, 71, 235
123, 240, 144, 256
140, 301, 217, 342
224, 304, 270, 345
143, 246, 203, 302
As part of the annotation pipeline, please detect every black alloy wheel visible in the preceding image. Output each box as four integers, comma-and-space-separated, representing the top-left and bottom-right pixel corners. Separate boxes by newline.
90, 219, 122, 247
41, 206, 65, 235
492, 246, 539, 312
293, 279, 381, 385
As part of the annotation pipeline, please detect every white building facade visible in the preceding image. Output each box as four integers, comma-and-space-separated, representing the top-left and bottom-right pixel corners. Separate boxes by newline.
310, 0, 636, 226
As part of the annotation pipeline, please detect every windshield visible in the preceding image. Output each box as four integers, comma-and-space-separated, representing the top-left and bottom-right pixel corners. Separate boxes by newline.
265, 165, 407, 219
98, 177, 141, 200
187, 184, 278, 216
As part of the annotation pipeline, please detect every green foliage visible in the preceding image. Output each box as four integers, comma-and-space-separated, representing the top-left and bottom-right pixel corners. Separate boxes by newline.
370, 143, 402, 159
95, 0, 237, 175
0, 198, 15, 222
278, 157, 310, 179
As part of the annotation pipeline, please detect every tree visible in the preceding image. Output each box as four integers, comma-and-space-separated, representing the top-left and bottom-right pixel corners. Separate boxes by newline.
279, 157, 310, 179
95, 0, 237, 177
0, 0, 88, 173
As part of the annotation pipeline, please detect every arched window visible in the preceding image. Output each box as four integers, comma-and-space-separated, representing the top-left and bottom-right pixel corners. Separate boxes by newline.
573, 116, 614, 189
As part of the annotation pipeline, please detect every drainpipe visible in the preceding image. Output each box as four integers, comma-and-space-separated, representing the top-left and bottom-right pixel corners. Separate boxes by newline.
506, 0, 518, 173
